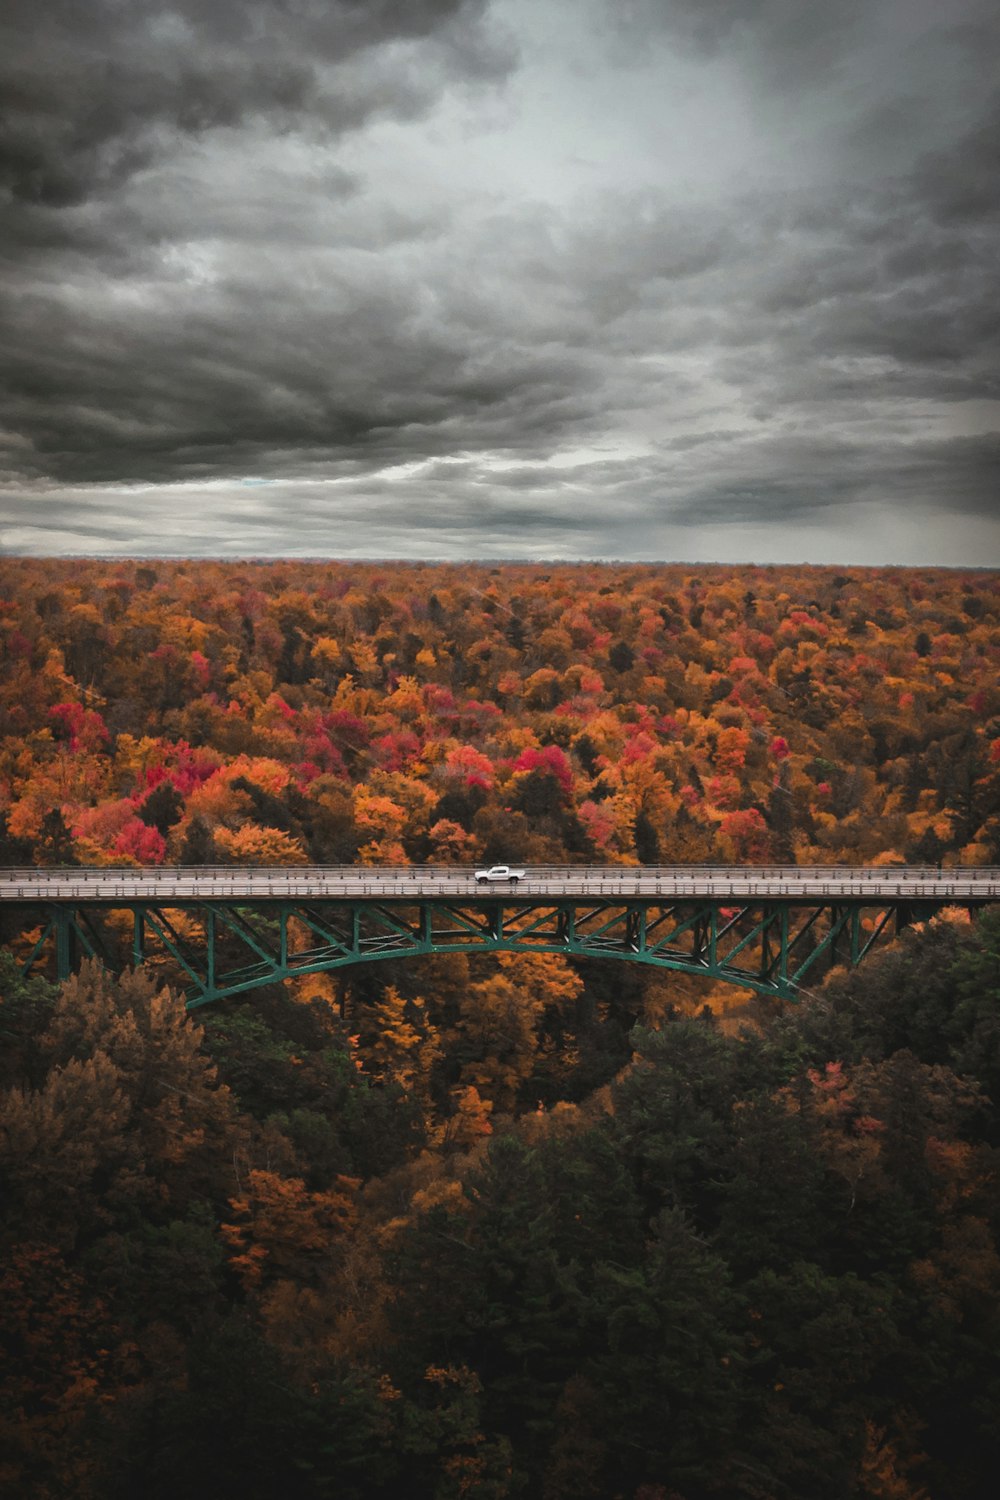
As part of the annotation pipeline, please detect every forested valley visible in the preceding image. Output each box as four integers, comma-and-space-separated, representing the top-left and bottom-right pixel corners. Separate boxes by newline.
1, 559, 999, 1499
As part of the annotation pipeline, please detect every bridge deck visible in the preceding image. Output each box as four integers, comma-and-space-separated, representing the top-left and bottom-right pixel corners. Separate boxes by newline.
1, 865, 998, 903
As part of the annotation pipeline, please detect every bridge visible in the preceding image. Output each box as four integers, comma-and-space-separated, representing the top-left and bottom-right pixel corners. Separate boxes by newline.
2, 864, 997, 1009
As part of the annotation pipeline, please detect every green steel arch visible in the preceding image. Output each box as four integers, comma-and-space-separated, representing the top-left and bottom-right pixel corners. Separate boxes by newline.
15, 890, 953, 1008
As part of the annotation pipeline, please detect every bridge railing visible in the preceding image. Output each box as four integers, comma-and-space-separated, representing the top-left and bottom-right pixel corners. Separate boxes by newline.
1, 865, 999, 905
3, 863, 1000, 881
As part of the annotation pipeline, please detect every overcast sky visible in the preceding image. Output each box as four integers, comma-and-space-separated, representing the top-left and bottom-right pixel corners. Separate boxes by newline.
1, 0, 998, 564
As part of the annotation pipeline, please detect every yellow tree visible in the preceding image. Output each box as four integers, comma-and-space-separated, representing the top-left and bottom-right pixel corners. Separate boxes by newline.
457, 953, 582, 1114
365, 985, 443, 1127
213, 823, 309, 864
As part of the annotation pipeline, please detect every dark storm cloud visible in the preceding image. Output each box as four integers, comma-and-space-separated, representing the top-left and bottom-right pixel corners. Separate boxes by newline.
615, 0, 999, 104
614, 0, 869, 79
0, 233, 599, 485
0, 0, 526, 487
667, 430, 1000, 526
0, 0, 998, 561
0, 0, 510, 205
910, 100, 1000, 228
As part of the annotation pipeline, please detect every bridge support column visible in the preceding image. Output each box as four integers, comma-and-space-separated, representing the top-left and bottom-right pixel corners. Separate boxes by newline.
54, 907, 73, 982
206, 908, 216, 992
779, 906, 789, 987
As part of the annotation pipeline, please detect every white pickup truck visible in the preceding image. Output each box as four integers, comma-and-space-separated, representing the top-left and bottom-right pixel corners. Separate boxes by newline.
475, 864, 526, 885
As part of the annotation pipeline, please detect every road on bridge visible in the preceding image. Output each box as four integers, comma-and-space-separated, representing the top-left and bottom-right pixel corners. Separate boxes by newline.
1, 865, 998, 904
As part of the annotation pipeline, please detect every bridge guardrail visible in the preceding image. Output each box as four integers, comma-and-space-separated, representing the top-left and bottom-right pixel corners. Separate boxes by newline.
3, 878, 998, 902
2, 861, 1000, 909
10, 872, 999, 879
3, 863, 1000, 881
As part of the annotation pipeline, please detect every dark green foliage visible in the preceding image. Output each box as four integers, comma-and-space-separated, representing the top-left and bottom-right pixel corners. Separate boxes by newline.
179, 811, 216, 864
735, 1261, 898, 1497
201, 994, 421, 1180
949, 908, 1000, 1114
633, 807, 659, 864
434, 783, 488, 830
608, 639, 635, 673
231, 775, 303, 835
510, 769, 566, 818
583, 1208, 743, 1497
111, 1317, 391, 1500
38, 807, 77, 863
0, 809, 33, 865
0, 948, 58, 1087
797, 909, 1000, 1133
3, 912, 1000, 1496
138, 780, 184, 836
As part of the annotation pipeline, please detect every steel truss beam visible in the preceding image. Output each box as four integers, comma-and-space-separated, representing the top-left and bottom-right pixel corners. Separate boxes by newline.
8, 892, 964, 1009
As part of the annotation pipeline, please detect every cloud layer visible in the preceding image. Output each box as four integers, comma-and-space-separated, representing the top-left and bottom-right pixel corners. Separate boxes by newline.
1, 0, 998, 561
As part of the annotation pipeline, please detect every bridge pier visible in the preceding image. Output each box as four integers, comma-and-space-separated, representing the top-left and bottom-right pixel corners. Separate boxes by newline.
54, 907, 73, 982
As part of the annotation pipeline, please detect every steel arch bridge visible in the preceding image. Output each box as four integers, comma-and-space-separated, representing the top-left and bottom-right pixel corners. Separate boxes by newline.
3, 865, 998, 1010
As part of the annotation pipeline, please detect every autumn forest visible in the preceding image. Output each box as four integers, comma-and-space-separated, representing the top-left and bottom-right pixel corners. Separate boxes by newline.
2, 558, 1000, 1499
